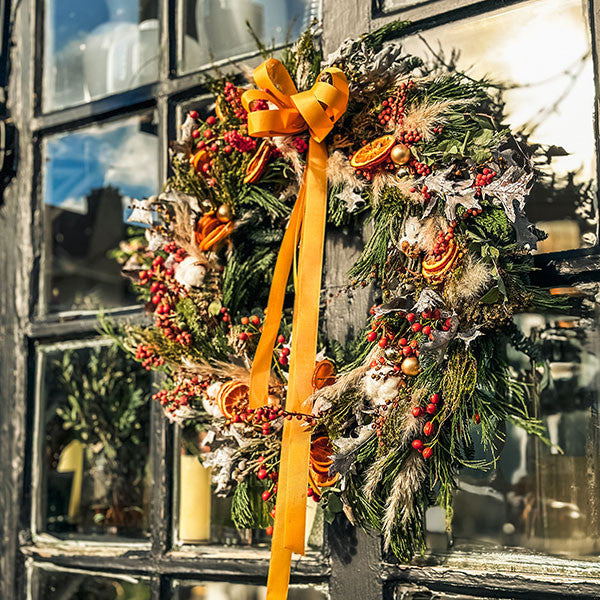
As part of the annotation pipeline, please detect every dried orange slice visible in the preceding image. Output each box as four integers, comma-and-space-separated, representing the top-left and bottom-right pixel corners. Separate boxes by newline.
350, 135, 396, 169
198, 221, 233, 252
243, 140, 271, 184
194, 213, 220, 246
215, 95, 227, 122
312, 360, 336, 390
216, 381, 248, 419
308, 433, 339, 493
422, 239, 460, 281
190, 149, 210, 172
308, 467, 339, 494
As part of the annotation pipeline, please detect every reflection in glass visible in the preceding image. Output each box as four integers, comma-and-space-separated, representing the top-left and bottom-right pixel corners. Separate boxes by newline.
43, 0, 159, 111
175, 428, 324, 548
401, 0, 597, 252
178, 0, 320, 73
38, 341, 151, 539
33, 567, 151, 600
42, 114, 158, 314
173, 581, 327, 600
443, 309, 600, 558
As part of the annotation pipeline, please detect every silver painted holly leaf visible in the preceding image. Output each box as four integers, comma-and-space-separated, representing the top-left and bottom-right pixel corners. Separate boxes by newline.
332, 426, 375, 475
126, 198, 154, 225
481, 166, 533, 222
410, 288, 445, 314
512, 203, 540, 250
418, 166, 482, 220
336, 187, 365, 213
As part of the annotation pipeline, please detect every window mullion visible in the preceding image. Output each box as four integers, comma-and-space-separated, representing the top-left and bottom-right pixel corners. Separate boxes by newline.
150, 384, 173, 559
586, 0, 600, 247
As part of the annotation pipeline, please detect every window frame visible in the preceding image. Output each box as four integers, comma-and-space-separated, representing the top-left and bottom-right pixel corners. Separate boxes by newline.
2, 0, 600, 599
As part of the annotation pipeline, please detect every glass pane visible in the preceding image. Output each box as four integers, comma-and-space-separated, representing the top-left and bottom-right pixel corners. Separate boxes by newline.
42, 114, 158, 314
32, 566, 151, 600
36, 341, 152, 539
444, 308, 600, 558
42, 0, 159, 111
178, 0, 321, 73
401, 0, 597, 252
175, 427, 325, 548
172, 581, 327, 600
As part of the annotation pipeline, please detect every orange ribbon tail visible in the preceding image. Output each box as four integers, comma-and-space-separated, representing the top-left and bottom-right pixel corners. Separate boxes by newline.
241, 59, 348, 600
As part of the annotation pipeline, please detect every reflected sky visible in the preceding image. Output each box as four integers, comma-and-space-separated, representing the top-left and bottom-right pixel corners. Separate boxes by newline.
180, 0, 320, 73
44, 116, 158, 218
42, 115, 158, 313
43, 0, 159, 111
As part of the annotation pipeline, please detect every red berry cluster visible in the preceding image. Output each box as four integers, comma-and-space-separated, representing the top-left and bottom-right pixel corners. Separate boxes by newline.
432, 221, 456, 260
307, 486, 321, 502
397, 129, 423, 145
293, 136, 308, 154
410, 183, 432, 202
411, 392, 441, 459
223, 129, 257, 153
153, 376, 208, 413
139, 256, 194, 347
223, 81, 248, 120
135, 344, 165, 370
277, 334, 290, 366
228, 401, 286, 432
377, 80, 414, 128
366, 308, 452, 358
256, 456, 278, 483
411, 438, 433, 459
257, 455, 279, 528
163, 242, 187, 263
247, 404, 283, 434
238, 314, 263, 342
474, 167, 497, 195
408, 156, 431, 177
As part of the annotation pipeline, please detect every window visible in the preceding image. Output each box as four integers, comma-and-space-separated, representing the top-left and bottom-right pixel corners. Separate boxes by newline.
4, 0, 326, 598
3, 1, 600, 599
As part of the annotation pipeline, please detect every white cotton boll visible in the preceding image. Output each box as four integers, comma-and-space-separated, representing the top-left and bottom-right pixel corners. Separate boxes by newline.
175, 256, 206, 288
364, 367, 400, 407
203, 382, 223, 417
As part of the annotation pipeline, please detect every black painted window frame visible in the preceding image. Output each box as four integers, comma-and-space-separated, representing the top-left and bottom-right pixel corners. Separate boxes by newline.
2, 0, 600, 598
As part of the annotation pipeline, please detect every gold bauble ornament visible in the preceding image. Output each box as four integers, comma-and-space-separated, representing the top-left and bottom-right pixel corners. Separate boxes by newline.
401, 356, 420, 376
390, 143, 411, 165
217, 204, 233, 222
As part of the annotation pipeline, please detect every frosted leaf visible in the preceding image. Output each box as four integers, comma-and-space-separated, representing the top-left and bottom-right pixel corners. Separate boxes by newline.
417, 166, 482, 220
410, 289, 445, 313
126, 197, 154, 225
159, 190, 202, 213
512, 206, 540, 250
203, 446, 236, 495
335, 187, 365, 213
332, 426, 375, 475
481, 166, 533, 222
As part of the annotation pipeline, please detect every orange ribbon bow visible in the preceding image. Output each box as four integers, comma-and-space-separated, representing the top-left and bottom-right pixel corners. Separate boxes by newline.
241, 59, 348, 599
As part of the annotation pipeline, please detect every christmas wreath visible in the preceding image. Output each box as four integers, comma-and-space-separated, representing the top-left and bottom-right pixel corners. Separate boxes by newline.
107, 22, 567, 597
